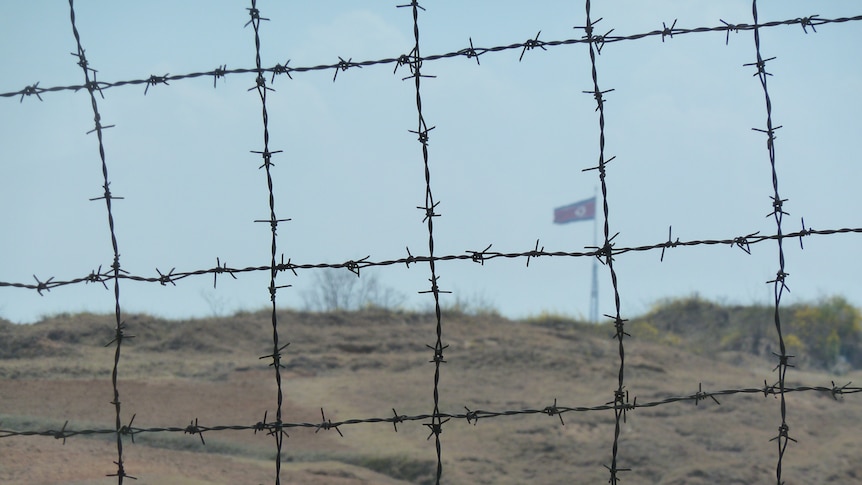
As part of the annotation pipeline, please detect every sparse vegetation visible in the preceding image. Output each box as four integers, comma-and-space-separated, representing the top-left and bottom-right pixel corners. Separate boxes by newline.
786, 296, 862, 369
301, 268, 406, 312
634, 294, 862, 370
4, 296, 860, 373
437, 290, 500, 318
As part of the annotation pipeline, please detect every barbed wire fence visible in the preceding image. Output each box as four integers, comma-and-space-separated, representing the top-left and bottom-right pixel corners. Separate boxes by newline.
2, 1, 862, 484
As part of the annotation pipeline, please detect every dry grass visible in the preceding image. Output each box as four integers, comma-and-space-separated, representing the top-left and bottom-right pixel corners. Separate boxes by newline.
1, 303, 861, 484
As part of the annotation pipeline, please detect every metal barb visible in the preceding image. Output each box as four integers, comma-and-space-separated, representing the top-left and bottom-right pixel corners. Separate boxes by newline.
184, 418, 206, 445
660, 225, 679, 262
424, 417, 449, 440
391, 409, 405, 432
543, 398, 565, 426
798, 15, 820, 34
526, 239, 544, 267
426, 343, 449, 364
459, 37, 481, 65
271, 59, 293, 82
19, 82, 43, 102
719, 19, 740, 45
464, 406, 479, 425
143, 73, 169, 95
694, 383, 721, 406
333, 56, 362, 82
244, 7, 269, 28
118, 414, 137, 444
468, 244, 493, 265
156, 267, 177, 286
582, 87, 615, 111
661, 19, 678, 42
212, 64, 227, 88
519, 31, 547, 61
744, 56, 777, 77
315, 408, 344, 437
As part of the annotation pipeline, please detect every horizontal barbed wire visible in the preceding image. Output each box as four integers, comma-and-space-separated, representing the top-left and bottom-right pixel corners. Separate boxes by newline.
3, 381, 859, 442
3, 224, 860, 295
4, 14, 861, 102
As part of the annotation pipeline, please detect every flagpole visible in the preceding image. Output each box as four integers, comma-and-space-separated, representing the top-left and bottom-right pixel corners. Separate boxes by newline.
590, 187, 599, 323
553, 194, 598, 323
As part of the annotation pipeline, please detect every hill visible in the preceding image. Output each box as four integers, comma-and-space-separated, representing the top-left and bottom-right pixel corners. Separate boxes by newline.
1, 298, 861, 484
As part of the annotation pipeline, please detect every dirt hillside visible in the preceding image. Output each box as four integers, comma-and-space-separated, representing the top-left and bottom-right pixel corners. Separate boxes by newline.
1, 306, 860, 484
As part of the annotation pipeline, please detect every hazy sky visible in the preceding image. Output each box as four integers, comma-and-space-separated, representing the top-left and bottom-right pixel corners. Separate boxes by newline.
1, 1, 861, 324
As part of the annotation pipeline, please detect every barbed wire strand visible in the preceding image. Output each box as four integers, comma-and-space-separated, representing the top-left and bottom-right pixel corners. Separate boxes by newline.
749, 1, 794, 483
67, 0, 134, 481
2, 381, 859, 439
245, 2, 290, 484
396, 1, 447, 483
3, 226, 862, 296
578, 1, 632, 482
6, 15, 862, 103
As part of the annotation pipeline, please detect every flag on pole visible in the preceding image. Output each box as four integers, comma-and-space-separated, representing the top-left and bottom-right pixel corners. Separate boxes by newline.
553, 197, 596, 224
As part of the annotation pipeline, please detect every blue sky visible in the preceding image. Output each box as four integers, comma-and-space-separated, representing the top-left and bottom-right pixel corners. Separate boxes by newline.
1, 1, 861, 323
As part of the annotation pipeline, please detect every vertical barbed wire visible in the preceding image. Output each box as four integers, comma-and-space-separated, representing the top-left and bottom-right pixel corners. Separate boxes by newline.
245, 2, 290, 484
579, 1, 630, 482
397, 1, 447, 483
749, 1, 793, 483
66, 0, 134, 482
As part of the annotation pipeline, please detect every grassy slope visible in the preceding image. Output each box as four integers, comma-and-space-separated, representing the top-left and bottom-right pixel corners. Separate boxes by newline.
1, 300, 861, 484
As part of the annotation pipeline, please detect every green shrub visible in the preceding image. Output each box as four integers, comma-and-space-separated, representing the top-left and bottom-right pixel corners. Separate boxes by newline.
783, 333, 805, 355
787, 296, 862, 368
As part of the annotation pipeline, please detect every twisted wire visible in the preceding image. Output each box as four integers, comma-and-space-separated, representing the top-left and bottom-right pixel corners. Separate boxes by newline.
6, 15, 862, 102
4, 225, 862, 299
578, 1, 631, 482
748, 2, 793, 483
244, 2, 290, 483
67, 0, 132, 481
396, 2, 447, 482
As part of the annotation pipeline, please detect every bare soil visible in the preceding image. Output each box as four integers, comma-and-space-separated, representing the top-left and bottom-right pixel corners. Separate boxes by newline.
1, 309, 861, 484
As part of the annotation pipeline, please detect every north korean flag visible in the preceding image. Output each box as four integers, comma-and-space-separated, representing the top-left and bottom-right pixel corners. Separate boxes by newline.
553, 197, 596, 224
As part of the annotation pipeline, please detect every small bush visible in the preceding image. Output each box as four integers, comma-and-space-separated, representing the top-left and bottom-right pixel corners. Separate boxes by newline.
787, 296, 862, 368
783, 333, 805, 354
438, 290, 500, 318
301, 268, 405, 312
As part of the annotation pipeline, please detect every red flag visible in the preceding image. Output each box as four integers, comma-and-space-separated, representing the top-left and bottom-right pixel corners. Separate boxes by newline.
553, 197, 596, 224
